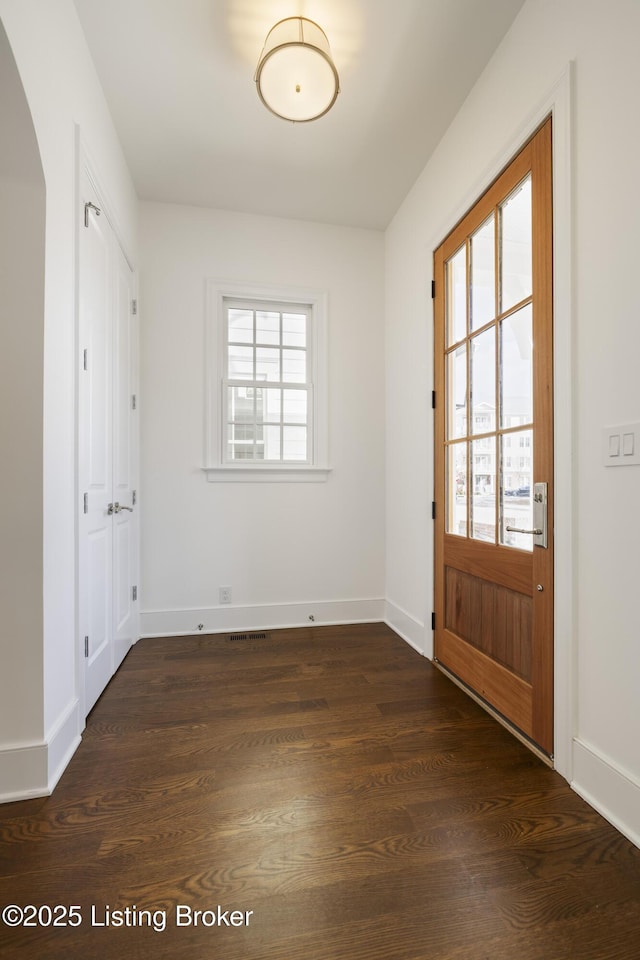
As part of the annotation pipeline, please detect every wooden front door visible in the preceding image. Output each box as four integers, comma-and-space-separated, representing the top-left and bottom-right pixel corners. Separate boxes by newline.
433, 118, 554, 755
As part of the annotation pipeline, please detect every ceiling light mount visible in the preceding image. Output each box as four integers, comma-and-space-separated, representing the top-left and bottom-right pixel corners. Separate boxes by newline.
255, 17, 340, 123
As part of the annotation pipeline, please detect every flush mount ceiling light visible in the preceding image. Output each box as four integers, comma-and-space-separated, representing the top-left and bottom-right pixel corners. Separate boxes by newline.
255, 17, 340, 122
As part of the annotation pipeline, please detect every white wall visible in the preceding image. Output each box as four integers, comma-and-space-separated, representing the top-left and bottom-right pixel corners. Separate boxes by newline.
0, 0, 138, 800
385, 0, 640, 845
140, 203, 385, 635
0, 20, 45, 776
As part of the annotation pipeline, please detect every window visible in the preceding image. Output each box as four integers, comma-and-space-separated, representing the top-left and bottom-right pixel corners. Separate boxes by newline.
225, 300, 310, 463
204, 281, 329, 481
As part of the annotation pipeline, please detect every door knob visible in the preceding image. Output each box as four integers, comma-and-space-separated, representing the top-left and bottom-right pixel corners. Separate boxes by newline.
114, 501, 133, 513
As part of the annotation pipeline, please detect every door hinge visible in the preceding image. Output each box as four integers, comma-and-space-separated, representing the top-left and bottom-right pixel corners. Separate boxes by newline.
431, 612, 436, 631
83, 348, 88, 371
84, 635, 89, 658
132, 489, 137, 506
83, 492, 88, 514
131, 394, 137, 410
432, 501, 436, 520
132, 585, 138, 602
432, 390, 436, 409
84, 201, 101, 228
131, 298, 138, 316
431, 279, 436, 299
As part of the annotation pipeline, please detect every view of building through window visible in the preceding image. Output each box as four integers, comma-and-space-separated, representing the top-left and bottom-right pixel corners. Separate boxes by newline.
445, 174, 535, 550
224, 300, 311, 463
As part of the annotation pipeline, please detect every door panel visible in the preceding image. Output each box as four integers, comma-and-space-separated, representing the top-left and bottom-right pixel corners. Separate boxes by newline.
114, 519, 131, 631
434, 118, 553, 755
85, 527, 111, 711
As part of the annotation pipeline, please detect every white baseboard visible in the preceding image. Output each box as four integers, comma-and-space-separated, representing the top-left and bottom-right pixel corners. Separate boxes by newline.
47, 698, 81, 794
0, 740, 47, 803
384, 599, 427, 655
572, 738, 640, 849
141, 597, 386, 638
0, 698, 81, 804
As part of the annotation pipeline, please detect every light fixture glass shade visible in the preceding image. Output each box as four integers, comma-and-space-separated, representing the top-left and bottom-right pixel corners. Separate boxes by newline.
255, 17, 339, 122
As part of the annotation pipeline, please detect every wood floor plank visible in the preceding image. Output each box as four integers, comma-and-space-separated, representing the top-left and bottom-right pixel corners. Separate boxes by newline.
1, 623, 639, 960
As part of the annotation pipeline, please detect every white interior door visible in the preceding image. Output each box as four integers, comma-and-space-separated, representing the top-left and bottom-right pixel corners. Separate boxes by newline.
78, 164, 138, 715
79, 174, 113, 713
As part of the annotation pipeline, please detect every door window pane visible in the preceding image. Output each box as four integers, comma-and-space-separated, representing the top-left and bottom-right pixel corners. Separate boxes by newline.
447, 442, 467, 537
470, 327, 495, 435
446, 345, 467, 440
501, 304, 532, 428
470, 214, 495, 331
471, 436, 496, 543
446, 245, 466, 345
500, 175, 532, 312
501, 430, 533, 551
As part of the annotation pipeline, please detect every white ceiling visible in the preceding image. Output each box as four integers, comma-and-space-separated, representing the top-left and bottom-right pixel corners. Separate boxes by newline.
73, 0, 525, 230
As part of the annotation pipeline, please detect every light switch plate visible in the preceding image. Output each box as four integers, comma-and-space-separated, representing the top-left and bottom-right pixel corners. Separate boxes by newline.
603, 423, 640, 466
622, 432, 635, 457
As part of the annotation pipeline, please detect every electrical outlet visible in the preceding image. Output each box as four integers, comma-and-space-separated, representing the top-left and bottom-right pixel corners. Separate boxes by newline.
219, 586, 232, 604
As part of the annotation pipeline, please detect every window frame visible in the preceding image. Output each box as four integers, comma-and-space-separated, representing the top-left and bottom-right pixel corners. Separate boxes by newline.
223, 297, 312, 465
204, 280, 330, 482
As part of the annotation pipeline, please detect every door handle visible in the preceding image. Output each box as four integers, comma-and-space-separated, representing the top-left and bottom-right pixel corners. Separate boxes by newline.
114, 501, 133, 513
505, 481, 548, 549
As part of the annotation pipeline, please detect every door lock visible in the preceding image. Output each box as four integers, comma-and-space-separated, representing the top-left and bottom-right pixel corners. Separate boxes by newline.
505, 482, 548, 549
531, 482, 548, 549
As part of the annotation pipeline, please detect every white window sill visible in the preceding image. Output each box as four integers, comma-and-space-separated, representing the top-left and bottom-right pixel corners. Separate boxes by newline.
203, 465, 332, 483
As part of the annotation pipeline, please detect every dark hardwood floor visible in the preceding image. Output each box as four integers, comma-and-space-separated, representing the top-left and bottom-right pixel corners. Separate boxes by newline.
1, 623, 639, 960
